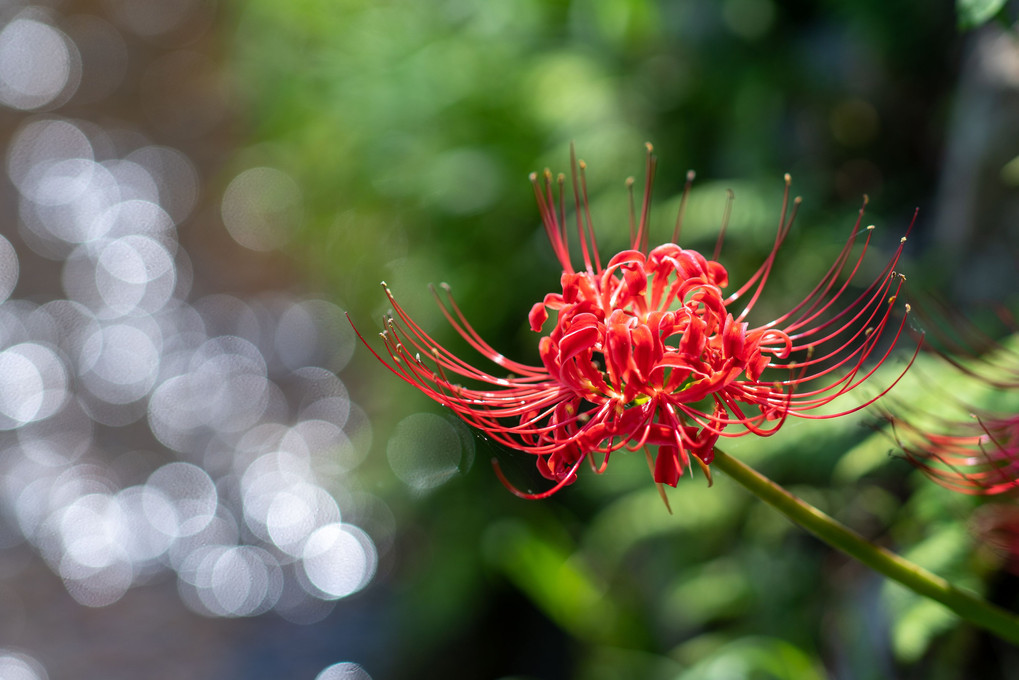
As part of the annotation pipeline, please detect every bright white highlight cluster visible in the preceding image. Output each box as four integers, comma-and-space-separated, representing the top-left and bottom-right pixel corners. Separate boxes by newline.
0, 114, 383, 623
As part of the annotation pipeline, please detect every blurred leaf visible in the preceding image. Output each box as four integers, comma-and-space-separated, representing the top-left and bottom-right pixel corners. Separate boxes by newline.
1002, 154, 1019, 186
661, 558, 753, 630
833, 430, 898, 484
956, 0, 1008, 29
582, 481, 742, 575
882, 520, 976, 662
574, 646, 683, 680
891, 597, 958, 664
482, 518, 645, 645
672, 636, 825, 680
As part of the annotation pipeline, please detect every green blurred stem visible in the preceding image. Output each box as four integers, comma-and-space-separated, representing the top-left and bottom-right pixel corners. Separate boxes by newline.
712, 449, 1019, 645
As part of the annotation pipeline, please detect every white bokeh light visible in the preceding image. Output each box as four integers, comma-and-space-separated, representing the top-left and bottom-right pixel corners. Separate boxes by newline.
115, 484, 176, 564
52, 492, 136, 607
0, 56, 381, 626
266, 482, 341, 557
145, 462, 218, 538
0, 343, 67, 429
165, 506, 239, 571
387, 412, 473, 491
316, 662, 373, 680
0, 349, 43, 427
22, 157, 99, 209
78, 322, 161, 404
177, 544, 284, 618
0, 234, 20, 303
221, 166, 302, 251
92, 198, 175, 242
94, 235, 176, 316
16, 399, 93, 467
7, 119, 93, 193
300, 523, 377, 600
0, 649, 48, 680
0, 18, 79, 111
23, 160, 122, 250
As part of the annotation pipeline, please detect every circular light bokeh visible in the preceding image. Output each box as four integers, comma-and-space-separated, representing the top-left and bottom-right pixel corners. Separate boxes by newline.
0, 3, 383, 634
316, 662, 373, 680
0, 18, 80, 111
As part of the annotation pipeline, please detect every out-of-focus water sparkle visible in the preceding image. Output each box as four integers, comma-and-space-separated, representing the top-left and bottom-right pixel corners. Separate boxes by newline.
315, 662, 373, 680
0, 18, 79, 111
0, 649, 48, 680
0, 29, 383, 634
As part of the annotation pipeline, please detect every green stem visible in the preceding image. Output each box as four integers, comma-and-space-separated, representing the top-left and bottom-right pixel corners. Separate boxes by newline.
711, 448, 1019, 645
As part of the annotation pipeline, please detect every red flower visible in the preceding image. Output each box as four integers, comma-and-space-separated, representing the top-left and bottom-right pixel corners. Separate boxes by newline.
891, 413, 1019, 495
881, 310, 1019, 575
353, 145, 916, 499
885, 305, 1019, 495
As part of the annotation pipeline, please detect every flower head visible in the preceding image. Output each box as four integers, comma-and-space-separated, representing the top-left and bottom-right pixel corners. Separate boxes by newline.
891, 414, 1019, 495
354, 145, 916, 499
881, 312, 1019, 577
885, 306, 1019, 495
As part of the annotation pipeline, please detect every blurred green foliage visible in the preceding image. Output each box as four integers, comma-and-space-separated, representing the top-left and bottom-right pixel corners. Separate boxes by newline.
223, 0, 1019, 678
957, 0, 1011, 29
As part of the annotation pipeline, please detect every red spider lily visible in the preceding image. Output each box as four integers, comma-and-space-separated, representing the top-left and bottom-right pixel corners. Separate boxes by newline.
352, 145, 917, 500
882, 310, 1019, 578
890, 412, 1019, 495
884, 309, 1019, 495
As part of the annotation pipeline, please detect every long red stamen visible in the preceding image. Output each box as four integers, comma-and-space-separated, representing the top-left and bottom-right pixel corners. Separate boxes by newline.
353, 148, 916, 497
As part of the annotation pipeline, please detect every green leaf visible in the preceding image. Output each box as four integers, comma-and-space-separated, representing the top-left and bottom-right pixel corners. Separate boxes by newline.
673, 636, 825, 680
581, 481, 741, 575
1002, 154, 1019, 186
957, 0, 1008, 29
482, 519, 644, 645
882, 522, 976, 661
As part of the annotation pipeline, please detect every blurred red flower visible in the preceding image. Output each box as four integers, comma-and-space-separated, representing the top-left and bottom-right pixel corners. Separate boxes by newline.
886, 305, 1019, 495
891, 412, 1019, 495
354, 145, 916, 498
